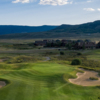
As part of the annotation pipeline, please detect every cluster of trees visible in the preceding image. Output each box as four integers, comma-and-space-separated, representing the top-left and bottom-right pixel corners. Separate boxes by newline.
46, 41, 74, 48
46, 42, 62, 47
46, 41, 85, 50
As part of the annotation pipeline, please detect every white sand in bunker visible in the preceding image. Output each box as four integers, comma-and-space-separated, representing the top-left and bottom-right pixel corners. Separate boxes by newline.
69, 68, 100, 86
0, 81, 6, 88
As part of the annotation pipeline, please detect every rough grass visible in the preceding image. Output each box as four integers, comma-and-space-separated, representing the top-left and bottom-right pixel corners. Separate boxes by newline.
0, 62, 100, 100
84, 49, 100, 61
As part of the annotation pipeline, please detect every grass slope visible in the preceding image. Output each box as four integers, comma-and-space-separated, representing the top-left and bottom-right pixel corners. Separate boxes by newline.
0, 62, 100, 100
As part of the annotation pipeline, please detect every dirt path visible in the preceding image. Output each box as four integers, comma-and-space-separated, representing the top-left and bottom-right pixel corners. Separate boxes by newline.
69, 68, 100, 86
0, 81, 6, 88
43, 57, 50, 61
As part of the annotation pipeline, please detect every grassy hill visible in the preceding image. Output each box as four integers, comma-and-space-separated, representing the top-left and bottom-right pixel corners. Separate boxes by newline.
0, 20, 100, 39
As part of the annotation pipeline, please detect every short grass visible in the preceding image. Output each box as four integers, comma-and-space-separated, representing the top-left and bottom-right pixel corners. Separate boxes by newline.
0, 62, 100, 100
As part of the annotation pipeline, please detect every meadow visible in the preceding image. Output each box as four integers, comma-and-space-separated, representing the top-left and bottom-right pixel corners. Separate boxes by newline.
0, 40, 100, 100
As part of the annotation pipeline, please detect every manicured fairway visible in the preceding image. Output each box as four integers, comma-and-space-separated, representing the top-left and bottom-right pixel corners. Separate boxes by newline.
0, 62, 100, 100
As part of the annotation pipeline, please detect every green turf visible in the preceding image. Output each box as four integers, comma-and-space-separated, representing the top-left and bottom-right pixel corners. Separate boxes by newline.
0, 62, 100, 100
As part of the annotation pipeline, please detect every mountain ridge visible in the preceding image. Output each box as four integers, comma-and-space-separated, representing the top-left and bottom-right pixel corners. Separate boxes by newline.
50, 20, 100, 34
0, 20, 100, 39
0, 25, 57, 35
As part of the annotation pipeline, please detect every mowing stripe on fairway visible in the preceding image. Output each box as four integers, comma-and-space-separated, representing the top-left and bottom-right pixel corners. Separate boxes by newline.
23, 84, 34, 100
53, 83, 69, 92
5, 82, 20, 100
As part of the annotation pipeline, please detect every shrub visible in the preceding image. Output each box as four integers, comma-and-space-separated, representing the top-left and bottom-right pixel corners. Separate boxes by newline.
5, 55, 38, 64
98, 96, 100, 99
89, 77, 98, 80
38, 47, 41, 49
60, 51, 64, 55
13, 57, 23, 63
71, 59, 81, 65
77, 52, 82, 55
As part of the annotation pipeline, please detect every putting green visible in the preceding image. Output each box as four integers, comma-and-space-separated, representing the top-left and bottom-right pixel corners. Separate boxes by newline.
0, 62, 100, 100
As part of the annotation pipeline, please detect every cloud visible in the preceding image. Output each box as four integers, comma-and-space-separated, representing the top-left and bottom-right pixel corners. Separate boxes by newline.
12, 0, 30, 3
74, 0, 93, 5
87, 0, 92, 3
97, 8, 100, 11
83, 8, 95, 11
39, 0, 73, 6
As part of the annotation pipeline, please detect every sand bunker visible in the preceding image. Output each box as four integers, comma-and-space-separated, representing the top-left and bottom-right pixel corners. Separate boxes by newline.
0, 59, 3, 62
0, 81, 6, 88
0, 59, 6, 62
69, 68, 100, 86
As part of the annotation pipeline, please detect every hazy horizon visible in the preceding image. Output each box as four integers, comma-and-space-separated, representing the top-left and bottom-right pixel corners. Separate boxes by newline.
0, 20, 99, 26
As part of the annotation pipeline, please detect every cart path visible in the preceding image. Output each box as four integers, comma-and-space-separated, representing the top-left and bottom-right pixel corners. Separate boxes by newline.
43, 57, 50, 61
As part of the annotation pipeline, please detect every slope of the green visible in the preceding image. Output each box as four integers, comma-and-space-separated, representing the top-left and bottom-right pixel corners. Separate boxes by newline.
0, 62, 100, 100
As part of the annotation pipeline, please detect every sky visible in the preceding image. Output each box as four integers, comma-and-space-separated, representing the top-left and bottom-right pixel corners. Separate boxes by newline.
0, 0, 100, 26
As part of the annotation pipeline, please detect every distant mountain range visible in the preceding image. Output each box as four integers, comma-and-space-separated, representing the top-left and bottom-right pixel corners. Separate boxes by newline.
51, 20, 100, 34
0, 25, 57, 35
0, 20, 100, 39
